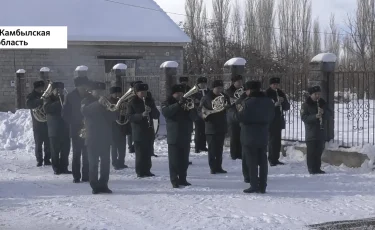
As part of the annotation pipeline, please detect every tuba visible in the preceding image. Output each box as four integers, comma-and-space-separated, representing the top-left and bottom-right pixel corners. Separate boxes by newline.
115, 87, 135, 125
201, 93, 227, 119
182, 85, 199, 110
230, 87, 244, 105
32, 81, 53, 122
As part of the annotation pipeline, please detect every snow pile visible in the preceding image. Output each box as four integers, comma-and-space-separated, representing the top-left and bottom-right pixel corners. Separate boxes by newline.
0, 109, 34, 151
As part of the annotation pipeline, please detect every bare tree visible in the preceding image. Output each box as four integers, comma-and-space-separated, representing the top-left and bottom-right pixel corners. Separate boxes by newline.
346, 0, 375, 69
211, 0, 231, 72
324, 14, 340, 58
183, 0, 205, 74
312, 17, 321, 55
256, 0, 275, 57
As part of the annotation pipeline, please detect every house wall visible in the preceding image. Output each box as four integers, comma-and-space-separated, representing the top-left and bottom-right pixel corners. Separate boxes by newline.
0, 43, 184, 111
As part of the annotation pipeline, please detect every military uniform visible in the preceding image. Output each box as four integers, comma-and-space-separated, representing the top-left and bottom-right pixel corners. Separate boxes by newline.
126, 83, 160, 177
108, 86, 131, 170
162, 84, 199, 188
62, 76, 90, 183
265, 77, 290, 166
225, 75, 243, 160
301, 86, 331, 174
200, 80, 230, 174
235, 81, 275, 193
44, 82, 71, 175
193, 77, 209, 153
26, 80, 51, 167
81, 81, 117, 194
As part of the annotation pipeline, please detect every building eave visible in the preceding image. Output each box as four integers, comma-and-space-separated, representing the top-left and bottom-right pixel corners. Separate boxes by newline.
68, 41, 190, 47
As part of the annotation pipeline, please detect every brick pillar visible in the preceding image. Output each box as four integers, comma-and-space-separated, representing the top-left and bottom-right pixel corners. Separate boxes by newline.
160, 61, 178, 101
224, 57, 246, 77
15, 69, 26, 110
309, 53, 336, 141
39, 67, 50, 82
112, 63, 127, 90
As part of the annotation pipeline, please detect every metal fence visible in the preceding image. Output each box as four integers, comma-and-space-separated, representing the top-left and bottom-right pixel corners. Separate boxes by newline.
16, 69, 375, 147
334, 71, 375, 147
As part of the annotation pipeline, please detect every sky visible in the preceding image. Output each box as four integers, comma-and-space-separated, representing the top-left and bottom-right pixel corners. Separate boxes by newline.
154, 0, 356, 34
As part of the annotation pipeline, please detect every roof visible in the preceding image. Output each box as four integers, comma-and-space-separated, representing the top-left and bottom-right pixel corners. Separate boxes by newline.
1, 0, 191, 43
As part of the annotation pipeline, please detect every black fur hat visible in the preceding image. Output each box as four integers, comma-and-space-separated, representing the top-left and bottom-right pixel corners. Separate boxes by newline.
33, 80, 45, 89
308, 85, 321, 95
89, 81, 106, 90
171, 84, 185, 94
74, 76, 89, 87
269, 77, 281, 84
130, 81, 143, 87
179, 77, 188, 82
52, 82, 64, 89
109, 86, 122, 94
212, 80, 224, 88
197, 77, 207, 84
134, 83, 149, 92
244, 80, 261, 90
231, 75, 243, 82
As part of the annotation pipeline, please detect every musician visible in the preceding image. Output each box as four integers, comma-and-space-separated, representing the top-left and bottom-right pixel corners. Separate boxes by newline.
179, 76, 193, 165
126, 83, 160, 178
162, 84, 199, 188
225, 75, 243, 160
301, 86, 331, 174
193, 77, 209, 153
200, 79, 230, 174
26, 80, 51, 167
108, 86, 129, 170
126, 81, 143, 154
62, 75, 90, 183
179, 76, 191, 92
234, 80, 275, 193
265, 77, 290, 166
44, 82, 71, 175
81, 81, 117, 194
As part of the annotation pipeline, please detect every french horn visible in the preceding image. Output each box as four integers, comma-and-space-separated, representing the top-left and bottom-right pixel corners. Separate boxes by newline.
201, 93, 227, 119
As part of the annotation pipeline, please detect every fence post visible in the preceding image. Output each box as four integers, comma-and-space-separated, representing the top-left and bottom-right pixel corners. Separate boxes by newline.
309, 53, 336, 141
160, 61, 178, 101
112, 63, 127, 89
39, 67, 50, 82
224, 57, 246, 77
15, 69, 26, 110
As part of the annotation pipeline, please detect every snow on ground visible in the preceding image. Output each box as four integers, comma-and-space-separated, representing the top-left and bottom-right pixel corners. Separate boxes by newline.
1, 110, 375, 230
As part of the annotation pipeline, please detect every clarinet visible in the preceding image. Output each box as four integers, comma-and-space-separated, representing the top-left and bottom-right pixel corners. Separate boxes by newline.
142, 97, 152, 128
276, 89, 282, 114
317, 100, 324, 130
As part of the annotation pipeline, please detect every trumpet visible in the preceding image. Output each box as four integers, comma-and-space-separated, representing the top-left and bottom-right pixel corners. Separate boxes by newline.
143, 97, 152, 128
182, 85, 199, 110
32, 81, 53, 122
201, 93, 227, 119
317, 100, 324, 130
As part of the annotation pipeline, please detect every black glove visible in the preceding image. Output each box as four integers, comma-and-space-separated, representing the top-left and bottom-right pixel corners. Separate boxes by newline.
179, 97, 187, 105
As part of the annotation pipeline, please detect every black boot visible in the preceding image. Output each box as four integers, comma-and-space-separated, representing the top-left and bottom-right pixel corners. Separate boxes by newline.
128, 145, 135, 153
243, 187, 258, 193
101, 187, 113, 194
44, 159, 52, 166
37, 161, 43, 167
179, 180, 191, 186
60, 168, 72, 174
73, 179, 80, 183
189, 161, 192, 165
172, 182, 180, 188
276, 161, 285, 165
216, 168, 227, 174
